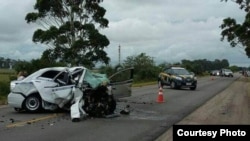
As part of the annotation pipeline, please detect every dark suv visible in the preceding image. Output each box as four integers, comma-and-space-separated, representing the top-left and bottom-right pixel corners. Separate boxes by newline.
158, 67, 197, 90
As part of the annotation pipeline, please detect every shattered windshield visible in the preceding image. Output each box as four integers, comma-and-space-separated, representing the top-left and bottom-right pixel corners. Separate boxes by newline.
83, 69, 110, 88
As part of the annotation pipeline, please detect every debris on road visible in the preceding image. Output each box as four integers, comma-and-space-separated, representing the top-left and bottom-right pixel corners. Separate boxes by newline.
120, 105, 130, 115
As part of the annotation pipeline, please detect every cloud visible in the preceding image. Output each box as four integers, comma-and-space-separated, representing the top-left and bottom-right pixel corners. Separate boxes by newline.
0, 0, 249, 67
102, 0, 249, 66
0, 0, 44, 60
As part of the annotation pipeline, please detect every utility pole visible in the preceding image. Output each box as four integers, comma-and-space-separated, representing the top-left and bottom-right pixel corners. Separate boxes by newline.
118, 44, 121, 65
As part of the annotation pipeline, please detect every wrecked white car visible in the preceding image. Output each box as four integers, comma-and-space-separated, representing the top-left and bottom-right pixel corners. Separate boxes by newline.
7, 66, 133, 120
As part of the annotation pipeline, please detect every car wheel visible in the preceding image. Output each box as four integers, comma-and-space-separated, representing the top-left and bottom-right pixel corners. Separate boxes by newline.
24, 95, 42, 112
158, 80, 163, 88
170, 81, 176, 89
72, 118, 80, 122
190, 86, 196, 90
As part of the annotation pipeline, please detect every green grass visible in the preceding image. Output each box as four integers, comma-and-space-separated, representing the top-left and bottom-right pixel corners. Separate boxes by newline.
132, 81, 156, 87
0, 74, 12, 82
0, 69, 15, 104
0, 69, 16, 82
0, 68, 15, 74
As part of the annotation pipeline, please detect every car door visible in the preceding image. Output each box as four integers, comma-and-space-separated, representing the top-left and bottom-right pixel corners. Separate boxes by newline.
33, 70, 64, 103
108, 67, 134, 99
39, 69, 74, 105
50, 70, 76, 106
165, 69, 172, 85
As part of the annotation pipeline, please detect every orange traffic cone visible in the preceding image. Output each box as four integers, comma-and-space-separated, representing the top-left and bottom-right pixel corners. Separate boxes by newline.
156, 87, 164, 103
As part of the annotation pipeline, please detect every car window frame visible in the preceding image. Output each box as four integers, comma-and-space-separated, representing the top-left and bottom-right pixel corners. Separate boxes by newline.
108, 67, 134, 99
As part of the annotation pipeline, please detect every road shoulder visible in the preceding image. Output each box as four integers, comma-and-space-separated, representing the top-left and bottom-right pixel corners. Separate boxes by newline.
155, 76, 250, 141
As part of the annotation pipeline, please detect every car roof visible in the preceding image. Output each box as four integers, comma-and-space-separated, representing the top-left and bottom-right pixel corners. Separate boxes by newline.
170, 67, 185, 69
222, 68, 231, 71
22, 66, 86, 81
39, 67, 67, 71
22, 67, 67, 81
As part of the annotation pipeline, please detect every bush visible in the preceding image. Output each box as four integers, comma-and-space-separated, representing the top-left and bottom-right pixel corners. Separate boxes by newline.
9, 75, 17, 81
0, 81, 10, 98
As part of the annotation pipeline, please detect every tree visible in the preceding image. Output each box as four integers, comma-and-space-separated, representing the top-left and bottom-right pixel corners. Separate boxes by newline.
220, 0, 250, 57
181, 59, 230, 74
221, 59, 229, 68
25, 0, 110, 68
123, 53, 159, 81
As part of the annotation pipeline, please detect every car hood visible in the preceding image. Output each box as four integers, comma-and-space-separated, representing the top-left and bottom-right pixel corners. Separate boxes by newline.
176, 75, 195, 79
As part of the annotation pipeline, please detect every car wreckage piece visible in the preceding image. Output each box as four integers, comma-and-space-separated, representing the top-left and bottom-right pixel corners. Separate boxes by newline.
8, 66, 134, 121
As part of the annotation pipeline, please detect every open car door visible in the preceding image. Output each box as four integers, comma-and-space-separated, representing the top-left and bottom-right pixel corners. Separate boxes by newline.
108, 67, 134, 99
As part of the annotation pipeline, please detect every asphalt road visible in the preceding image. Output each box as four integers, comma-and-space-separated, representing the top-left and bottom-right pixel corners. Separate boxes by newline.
0, 74, 239, 141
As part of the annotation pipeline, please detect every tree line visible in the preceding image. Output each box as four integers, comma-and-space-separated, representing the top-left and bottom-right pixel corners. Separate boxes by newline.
1, 0, 249, 82
0, 53, 246, 83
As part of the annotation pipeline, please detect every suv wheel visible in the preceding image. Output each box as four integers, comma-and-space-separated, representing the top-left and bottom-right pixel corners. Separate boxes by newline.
158, 81, 163, 88
170, 81, 176, 89
190, 86, 196, 90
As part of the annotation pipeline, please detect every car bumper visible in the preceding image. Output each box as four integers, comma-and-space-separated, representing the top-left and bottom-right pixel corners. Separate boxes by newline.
7, 92, 25, 108
175, 80, 197, 87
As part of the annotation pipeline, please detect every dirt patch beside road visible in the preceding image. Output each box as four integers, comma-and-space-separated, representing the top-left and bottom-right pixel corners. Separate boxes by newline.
0, 100, 7, 105
155, 76, 250, 141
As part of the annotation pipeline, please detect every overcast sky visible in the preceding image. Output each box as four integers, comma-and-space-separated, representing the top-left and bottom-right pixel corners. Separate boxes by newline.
0, 0, 249, 67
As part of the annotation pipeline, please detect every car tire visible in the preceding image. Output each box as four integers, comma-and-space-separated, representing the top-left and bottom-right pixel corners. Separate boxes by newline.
158, 80, 163, 88
24, 94, 42, 112
72, 118, 80, 122
170, 81, 176, 89
190, 86, 196, 90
